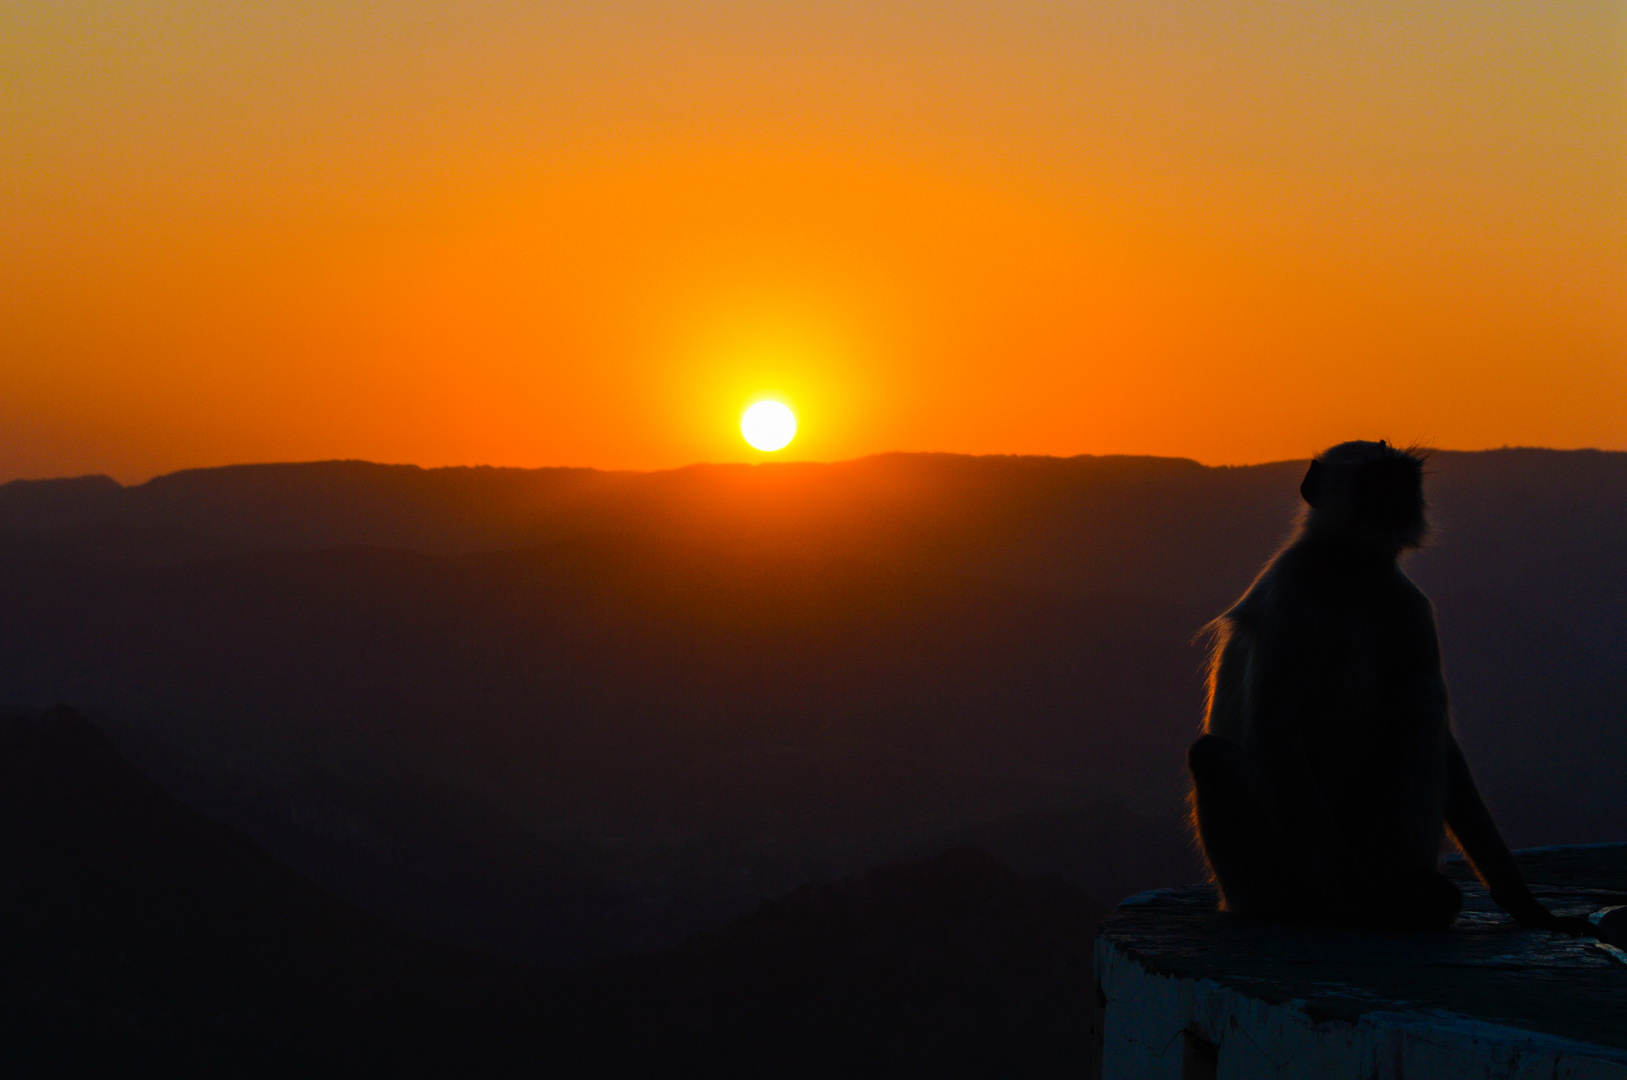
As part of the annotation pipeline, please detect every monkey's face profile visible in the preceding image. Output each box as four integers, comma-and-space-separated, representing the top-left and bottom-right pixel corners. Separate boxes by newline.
1299, 440, 1427, 551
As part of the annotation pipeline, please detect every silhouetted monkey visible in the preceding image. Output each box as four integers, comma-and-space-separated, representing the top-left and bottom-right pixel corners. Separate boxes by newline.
1188, 441, 1592, 933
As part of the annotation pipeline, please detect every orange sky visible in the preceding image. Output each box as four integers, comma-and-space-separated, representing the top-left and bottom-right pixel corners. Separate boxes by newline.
3, 2, 1623, 482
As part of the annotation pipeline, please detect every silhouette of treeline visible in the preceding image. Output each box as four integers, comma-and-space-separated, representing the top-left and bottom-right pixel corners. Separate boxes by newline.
2, 707, 1104, 1078
1, 450, 1622, 964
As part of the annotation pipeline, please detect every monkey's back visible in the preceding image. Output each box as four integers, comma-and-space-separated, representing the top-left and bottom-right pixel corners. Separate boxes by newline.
1212, 542, 1451, 876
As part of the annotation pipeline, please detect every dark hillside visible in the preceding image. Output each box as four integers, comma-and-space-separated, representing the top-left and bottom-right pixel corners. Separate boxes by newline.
578, 846, 1107, 1079
0, 707, 1105, 1078
0, 707, 552, 1078
0, 537, 1198, 962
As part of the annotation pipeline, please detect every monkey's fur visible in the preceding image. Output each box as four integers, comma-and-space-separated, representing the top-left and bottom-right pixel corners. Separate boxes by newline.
1188, 441, 1591, 933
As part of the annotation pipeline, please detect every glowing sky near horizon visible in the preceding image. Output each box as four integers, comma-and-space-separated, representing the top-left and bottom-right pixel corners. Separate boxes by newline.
2, 1, 1623, 482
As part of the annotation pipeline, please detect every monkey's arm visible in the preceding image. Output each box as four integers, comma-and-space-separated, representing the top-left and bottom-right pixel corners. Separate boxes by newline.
1444, 735, 1593, 935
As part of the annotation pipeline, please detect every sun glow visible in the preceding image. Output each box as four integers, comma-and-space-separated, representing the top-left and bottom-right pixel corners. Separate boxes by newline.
741, 400, 797, 452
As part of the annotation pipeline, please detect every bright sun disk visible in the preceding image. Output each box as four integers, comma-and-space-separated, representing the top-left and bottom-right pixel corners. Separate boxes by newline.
741, 400, 797, 452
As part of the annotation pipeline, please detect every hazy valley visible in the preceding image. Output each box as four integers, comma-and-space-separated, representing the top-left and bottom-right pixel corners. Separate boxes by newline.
3, 450, 1623, 972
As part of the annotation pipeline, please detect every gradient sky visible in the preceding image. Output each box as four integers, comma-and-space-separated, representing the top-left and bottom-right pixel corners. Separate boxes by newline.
4, 1, 1623, 482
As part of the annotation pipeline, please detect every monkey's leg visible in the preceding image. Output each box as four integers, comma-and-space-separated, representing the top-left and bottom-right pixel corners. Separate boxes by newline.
1188, 734, 1310, 917
1365, 870, 1462, 931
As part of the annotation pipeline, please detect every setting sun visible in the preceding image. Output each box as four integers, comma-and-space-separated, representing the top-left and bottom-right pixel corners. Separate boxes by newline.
741, 400, 797, 452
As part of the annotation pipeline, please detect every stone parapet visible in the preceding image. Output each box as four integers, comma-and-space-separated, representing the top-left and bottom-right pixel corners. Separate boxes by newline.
1093, 844, 1627, 1079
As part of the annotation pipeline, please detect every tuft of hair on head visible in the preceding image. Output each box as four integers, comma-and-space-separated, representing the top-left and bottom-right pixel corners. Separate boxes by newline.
1298, 440, 1430, 551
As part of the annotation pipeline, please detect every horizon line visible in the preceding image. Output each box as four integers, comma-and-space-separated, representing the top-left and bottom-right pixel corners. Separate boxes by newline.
4, 444, 1618, 490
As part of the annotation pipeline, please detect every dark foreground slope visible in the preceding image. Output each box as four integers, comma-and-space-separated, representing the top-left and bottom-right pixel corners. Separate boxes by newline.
0, 707, 1104, 1079
0, 450, 1622, 964
580, 845, 1107, 1079
0, 707, 553, 1078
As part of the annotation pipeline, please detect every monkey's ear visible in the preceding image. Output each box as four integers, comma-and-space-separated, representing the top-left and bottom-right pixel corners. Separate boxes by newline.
1300, 460, 1324, 507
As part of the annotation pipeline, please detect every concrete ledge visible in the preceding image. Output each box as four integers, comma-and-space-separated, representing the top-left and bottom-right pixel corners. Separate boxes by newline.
1094, 844, 1627, 1079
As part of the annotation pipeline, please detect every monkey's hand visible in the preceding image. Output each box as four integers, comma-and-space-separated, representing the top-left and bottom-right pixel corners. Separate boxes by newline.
1536, 913, 1600, 938
1501, 896, 1597, 937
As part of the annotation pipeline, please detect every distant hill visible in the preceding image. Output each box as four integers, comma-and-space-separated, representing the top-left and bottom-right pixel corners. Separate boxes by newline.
1, 450, 1622, 963
6, 448, 1623, 627
0, 706, 1104, 1078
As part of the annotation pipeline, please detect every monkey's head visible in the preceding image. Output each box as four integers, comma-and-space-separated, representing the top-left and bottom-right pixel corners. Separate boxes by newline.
1299, 441, 1428, 552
